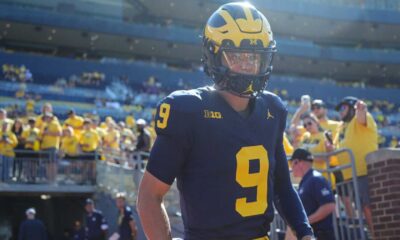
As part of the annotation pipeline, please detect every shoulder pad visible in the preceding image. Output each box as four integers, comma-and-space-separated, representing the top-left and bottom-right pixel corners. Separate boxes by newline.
260, 90, 286, 111
154, 88, 208, 136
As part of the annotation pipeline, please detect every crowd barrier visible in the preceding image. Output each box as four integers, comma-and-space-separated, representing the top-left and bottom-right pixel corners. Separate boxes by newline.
96, 151, 149, 202
0, 149, 98, 185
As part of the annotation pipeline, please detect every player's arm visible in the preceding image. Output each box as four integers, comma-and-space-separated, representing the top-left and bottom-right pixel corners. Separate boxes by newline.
137, 94, 192, 240
274, 110, 314, 238
137, 171, 172, 240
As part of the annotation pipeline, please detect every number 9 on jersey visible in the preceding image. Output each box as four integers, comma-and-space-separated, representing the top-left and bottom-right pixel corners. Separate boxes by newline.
157, 103, 171, 129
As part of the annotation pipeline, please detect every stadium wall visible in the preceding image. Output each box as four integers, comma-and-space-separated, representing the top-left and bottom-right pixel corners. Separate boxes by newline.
366, 149, 400, 239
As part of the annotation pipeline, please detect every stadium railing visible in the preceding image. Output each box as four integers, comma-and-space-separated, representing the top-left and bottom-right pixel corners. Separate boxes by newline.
97, 151, 149, 200
0, 149, 98, 186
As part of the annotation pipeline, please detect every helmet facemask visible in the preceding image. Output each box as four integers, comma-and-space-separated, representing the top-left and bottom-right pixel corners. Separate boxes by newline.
203, 39, 276, 98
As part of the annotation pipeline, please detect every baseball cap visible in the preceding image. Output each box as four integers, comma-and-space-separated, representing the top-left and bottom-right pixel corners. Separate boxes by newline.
311, 99, 326, 108
290, 148, 313, 162
136, 118, 147, 126
85, 198, 94, 205
335, 96, 358, 111
67, 109, 75, 115
26, 208, 36, 215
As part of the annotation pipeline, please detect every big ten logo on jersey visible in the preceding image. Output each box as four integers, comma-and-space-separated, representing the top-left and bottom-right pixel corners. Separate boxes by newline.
204, 110, 223, 119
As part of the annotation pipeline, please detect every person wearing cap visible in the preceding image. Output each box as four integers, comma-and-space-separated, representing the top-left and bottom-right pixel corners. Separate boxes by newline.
135, 119, 151, 153
18, 208, 47, 240
84, 198, 108, 240
311, 99, 340, 138
64, 109, 84, 138
286, 148, 335, 240
334, 96, 377, 235
40, 112, 62, 182
114, 192, 138, 240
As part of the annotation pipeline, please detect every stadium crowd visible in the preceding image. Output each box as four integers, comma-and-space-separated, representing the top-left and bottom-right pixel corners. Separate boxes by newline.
2, 64, 33, 83
0, 102, 155, 184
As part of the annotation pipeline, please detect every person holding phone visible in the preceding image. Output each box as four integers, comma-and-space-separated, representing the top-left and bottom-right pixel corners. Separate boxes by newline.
296, 114, 336, 189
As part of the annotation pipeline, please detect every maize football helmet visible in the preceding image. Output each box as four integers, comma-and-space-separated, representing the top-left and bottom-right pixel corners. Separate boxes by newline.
202, 2, 276, 98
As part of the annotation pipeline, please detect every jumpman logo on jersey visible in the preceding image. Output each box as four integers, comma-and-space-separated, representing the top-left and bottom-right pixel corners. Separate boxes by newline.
267, 109, 274, 120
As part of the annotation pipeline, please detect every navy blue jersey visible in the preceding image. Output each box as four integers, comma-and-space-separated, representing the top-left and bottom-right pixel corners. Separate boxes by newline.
85, 210, 108, 240
147, 87, 312, 239
118, 206, 135, 240
298, 169, 335, 232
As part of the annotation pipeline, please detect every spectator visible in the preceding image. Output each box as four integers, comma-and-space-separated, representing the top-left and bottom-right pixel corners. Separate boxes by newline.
40, 112, 62, 182
286, 149, 335, 240
35, 103, 59, 132
390, 136, 399, 148
21, 118, 40, 183
84, 198, 108, 240
18, 208, 47, 240
119, 122, 136, 166
60, 127, 80, 183
64, 109, 84, 137
60, 127, 80, 158
0, 109, 14, 132
135, 119, 151, 153
25, 95, 35, 115
114, 192, 137, 240
80, 119, 100, 183
335, 96, 378, 235
71, 220, 85, 240
311, 99, 340, 138
24, 69, 33, 82
103, 121, 120, 155
125, 114, 136, 129
11, 119, 25, 181
0, 122, 18, 182
297, 114, 336, 188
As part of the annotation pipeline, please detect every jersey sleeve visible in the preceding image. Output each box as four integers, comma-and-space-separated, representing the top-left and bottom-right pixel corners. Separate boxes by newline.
146, 92, 194, 185
271, 96, 314, 238
313, 177, 335, 206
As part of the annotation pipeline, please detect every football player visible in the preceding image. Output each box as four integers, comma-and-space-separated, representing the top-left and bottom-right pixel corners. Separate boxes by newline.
138, 2, 314, 239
